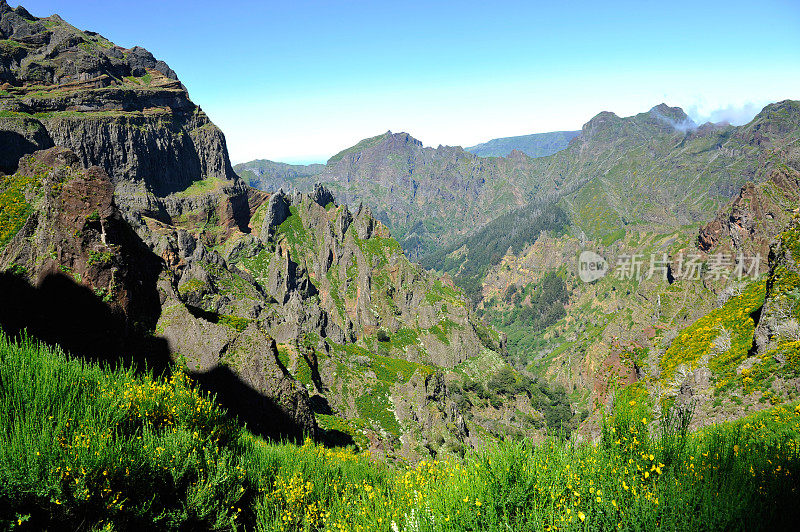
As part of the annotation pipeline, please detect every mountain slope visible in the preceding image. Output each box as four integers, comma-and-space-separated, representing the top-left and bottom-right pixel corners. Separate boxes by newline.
239, 103, 798, 263
238, 131, 545, 258
523, 103, 799, 241
469, 105, 800, 432
466, 130, 580, 158
0, 1, 567, 459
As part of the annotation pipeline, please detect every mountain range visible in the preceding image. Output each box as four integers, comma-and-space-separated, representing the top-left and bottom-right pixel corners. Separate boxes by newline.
0, 0, 570, 459
239, 98, 800, 430
3, 1, 800, 528
237, 103, 790, 263
465, 130, 580, 157
3, 0, 800, 464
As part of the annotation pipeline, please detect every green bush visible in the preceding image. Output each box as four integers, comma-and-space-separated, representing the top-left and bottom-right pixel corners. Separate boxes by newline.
3, 330, 800, 530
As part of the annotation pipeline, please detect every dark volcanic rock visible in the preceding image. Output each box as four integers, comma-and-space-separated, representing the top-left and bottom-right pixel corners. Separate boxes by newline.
0, 3, 238, 197
124, 46, 178, 80
310, 183, 335, 207
261, 189, 291, 243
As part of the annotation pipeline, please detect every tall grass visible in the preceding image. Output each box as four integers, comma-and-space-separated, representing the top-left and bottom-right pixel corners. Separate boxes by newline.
1, 330, 799, 530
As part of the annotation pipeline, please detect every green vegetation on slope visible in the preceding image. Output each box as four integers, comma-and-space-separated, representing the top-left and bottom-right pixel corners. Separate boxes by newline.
660, 281, 765, 382
422, 202, 570, 302
0, 158, 46, 249
485, 271, 572, 366
327, 132, 390, 164
2, 330, 799, 530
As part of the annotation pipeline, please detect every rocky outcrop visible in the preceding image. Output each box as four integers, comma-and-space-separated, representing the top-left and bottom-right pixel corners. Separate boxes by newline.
0, 2, 238, 198
0, 148, 317, 440
260, 189, 291, 242
0, 147, 162, 323
243, 190, 496, 367
310, 183, 335, 207
157, 302, 316, 440
754, 225, 800, 354
698, 166, 800, 257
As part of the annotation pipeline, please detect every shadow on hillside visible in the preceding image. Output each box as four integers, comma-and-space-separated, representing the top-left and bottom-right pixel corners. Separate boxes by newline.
0, 271, 319, 444
192, 365, 310, 444
0, 270, 172, 375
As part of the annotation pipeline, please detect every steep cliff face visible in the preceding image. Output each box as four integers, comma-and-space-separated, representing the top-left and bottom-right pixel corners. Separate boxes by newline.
0, 0, 237, 198
754, 225, 800, 358
0, 148, 317, 440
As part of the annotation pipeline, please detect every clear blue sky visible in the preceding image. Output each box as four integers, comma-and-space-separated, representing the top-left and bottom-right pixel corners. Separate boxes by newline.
12, 1, 800, 164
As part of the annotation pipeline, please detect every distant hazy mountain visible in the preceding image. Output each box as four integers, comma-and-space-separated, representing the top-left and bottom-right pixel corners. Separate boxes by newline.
238, 104, 777, 262
235, 159, 325, 192
466, 130, 580, 158
237, 131, 546, 258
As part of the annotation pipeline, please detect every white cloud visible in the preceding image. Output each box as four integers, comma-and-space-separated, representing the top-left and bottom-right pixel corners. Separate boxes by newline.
685, 101, 765, 126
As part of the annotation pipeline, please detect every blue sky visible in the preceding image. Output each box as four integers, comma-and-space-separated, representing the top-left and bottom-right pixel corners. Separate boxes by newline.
12, 1, 800, 163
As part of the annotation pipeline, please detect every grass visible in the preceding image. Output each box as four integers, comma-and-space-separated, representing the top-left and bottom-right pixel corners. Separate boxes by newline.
1, 330, 800, 529
277, 206, 310, 252
327, 342, 434, 438
424, 279, 464, 307
173, 176, 224, 198
660, 281, 765, 381
428, 318, 461, 346
0, 175, 35, 249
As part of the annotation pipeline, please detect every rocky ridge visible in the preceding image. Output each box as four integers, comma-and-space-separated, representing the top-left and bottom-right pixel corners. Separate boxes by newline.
237, 131, 538, 259
238, 102, 798, 264
471, 105, 800, 435
0, 2, 547, 459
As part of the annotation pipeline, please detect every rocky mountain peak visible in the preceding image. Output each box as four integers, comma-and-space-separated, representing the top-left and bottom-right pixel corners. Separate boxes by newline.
648, 103, 696, 132
310, 183, 335, 207
0, 2, 237, 195
581, 110, 622, 138
13, 5, 33, 20
650, 102, 688, 119
386, 131, 423, 148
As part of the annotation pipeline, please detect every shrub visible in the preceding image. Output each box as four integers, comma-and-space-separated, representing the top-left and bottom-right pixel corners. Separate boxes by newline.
3, 329, 800, 530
